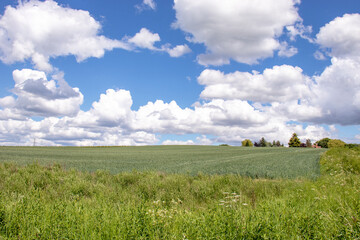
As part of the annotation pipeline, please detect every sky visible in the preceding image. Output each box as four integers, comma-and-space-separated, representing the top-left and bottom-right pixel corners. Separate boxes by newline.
0, 0, 359, 146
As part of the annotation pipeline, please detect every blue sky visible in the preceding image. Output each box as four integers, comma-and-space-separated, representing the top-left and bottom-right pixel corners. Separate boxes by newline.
0, 0, 359, 146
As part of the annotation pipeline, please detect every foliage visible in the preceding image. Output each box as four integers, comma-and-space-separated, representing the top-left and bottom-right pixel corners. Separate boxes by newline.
241, 139, 253, 147
0, 146, 324, 179
0, 148, 358, 239
306, 139, 312, 148
316, 138, 331, 148
259, 137, 267, 147
345, 143, 360, 149
327, 139, 346, 148
219, 144, 230, 146
300, 143, 307, 147
288, 133, 301, 147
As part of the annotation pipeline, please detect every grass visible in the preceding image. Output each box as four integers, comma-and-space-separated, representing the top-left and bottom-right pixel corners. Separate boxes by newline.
0, 147, 359, 239
0, 146, 325, 179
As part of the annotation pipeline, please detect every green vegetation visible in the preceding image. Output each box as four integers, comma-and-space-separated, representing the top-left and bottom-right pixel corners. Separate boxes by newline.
288, 133, 301, 147
328, 139, 346, 148
0, 146, 324, 179
316, 137, 331, 148
241, 139, 253, 147
0, 147, 359, 239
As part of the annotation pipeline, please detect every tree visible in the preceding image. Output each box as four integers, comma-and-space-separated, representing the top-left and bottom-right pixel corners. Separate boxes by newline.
316, 138, 330, 148
328, 139, 346, 148
276, 140, 281, 147
241, 139, 253, 147
306, 139, 312, 148
254, 142, 260, 147
288, 133, 301, 147
259, 137, 267, 147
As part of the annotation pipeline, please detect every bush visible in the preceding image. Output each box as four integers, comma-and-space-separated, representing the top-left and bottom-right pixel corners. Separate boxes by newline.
316, 138, 330, 148
328, 139, 346, 148
241, 139, 253, 147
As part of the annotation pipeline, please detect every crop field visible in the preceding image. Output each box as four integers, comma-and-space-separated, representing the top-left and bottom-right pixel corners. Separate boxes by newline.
0, 146, 325, 179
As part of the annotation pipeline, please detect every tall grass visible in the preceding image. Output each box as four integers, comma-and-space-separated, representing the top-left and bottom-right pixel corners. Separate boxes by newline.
0, 148, 358, 239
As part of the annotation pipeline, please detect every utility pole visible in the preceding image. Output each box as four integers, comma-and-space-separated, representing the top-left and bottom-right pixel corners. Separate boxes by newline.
33, 138, 36, 147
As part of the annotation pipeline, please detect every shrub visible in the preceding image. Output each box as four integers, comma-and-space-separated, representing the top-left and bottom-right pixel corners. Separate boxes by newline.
316, 138, 330, 148
241, 139, 253, 147
328, 139, 346, 148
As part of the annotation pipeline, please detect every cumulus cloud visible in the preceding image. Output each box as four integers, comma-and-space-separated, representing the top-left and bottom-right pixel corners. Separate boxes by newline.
128, 28, 160, 50
0, 69, 83, 118
127, 28, 191, 57
0, 79, 329, 146
165, 44, 191, 58
173, 0, 302, 65
135, 0, 156, 12
278, 42, 298, 58
198, 65, 311, 103
316, 14, 360, 60
314, 50, 326, 60
310, 58, 360, 124
0, 0, 130, 71
162, 139, 194, 145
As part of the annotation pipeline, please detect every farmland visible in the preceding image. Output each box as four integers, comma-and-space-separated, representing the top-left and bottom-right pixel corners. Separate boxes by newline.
0, 146, 359, 239
0, 146, 325, 179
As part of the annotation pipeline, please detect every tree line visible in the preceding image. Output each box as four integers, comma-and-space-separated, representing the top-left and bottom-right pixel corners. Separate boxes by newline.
241, 133, 357, 148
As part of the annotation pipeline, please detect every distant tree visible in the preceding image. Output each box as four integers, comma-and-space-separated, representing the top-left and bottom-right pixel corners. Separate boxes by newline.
272, 140, 276, 147
300, 143, 307, 147
259, 137, 267, 147
288, 133, 301, 147
306, 139, 312, 148
242, 139, 253, 147
345, 143, 360, 149
328, 139, 346, 148
316, 138, 331, 148
254, 142, 259, 147
276, 140, 281, 147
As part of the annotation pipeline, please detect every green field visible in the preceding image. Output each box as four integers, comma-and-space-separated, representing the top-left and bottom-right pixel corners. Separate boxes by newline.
0, 146, 325, 179
0, 147, 359, 239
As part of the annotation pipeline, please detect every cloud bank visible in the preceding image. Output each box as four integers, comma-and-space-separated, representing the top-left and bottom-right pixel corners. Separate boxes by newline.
173, 0, 303, 65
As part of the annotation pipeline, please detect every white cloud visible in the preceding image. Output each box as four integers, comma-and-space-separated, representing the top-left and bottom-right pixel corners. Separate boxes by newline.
286, 23, 313, 42
127, 28, 191, 57
0, 69, 83, 117
173, 0, 301, 65
128, 28, 160, 50
135, 0, 156, 12
198, 65, 311, 103
0, 0, 130, 71
310, 58, 360, 125
165, 44, 191, 57
144, 0, 156, 10
278, 42, 298, 58
0, 82, 332, 146
314, 50, 326, 60
162, 139, 194, 145
316, 14, 360, 60
90, 89, 134, 127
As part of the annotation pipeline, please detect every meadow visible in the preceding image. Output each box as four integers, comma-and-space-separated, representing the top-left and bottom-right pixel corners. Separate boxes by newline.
0, 146, 359, 239
0, 146, 325, 179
